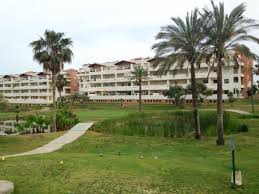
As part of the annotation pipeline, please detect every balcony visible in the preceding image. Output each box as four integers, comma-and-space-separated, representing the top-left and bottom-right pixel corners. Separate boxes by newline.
7, 98, 52, 104
86, 85, 170, 92
88, 94, 167, 100
114, 68, 132, 73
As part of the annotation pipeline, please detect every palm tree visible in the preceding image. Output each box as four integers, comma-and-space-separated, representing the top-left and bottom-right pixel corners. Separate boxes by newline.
152, 9, 209, 139
30, 30, 73, 132
56, 74, 68, 101
0, 93, 9, 110
15, 105, 19, 124
204, 1, 259, 145
131, 66, 148, 112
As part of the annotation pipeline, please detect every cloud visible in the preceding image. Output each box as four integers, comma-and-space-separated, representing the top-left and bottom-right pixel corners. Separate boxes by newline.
0, 0, 259, 74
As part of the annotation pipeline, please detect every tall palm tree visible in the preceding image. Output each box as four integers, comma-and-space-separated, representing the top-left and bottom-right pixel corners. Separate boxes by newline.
30, 30, 73, 132
15, 105, 19, 124
131, 66, 148, 112
152, 9, 209, 139
204, 1, 259, 145
56, 74, 68, 100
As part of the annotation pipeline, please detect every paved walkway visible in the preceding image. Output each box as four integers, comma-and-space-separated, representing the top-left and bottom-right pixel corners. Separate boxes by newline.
225, 109, 251, 115
3, 122, 93, 158
203, 109, 251, 115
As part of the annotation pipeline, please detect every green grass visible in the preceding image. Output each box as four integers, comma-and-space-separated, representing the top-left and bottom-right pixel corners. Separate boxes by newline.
73, 103, 175, 122
0, 132, 64, 155
72, 101, 259, 122
0, 102, 259, 193
1, 127, 259, 193
0, 109, 50, 121
91, 111, 248, 137
1, 100, 258, 122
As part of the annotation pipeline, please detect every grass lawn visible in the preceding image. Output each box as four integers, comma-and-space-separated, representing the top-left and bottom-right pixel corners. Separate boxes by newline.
1, 100, 259, 121
0, 102, 259, 193
73, 102, 259, 123
0, 109, 50, 121
0, 132, 64, 155
1, 126, 259, 193
73, 103, 175, 122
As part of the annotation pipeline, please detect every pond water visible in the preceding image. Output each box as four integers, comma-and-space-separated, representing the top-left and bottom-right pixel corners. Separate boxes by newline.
0, 120, 50, 135
0, 120, 26, 135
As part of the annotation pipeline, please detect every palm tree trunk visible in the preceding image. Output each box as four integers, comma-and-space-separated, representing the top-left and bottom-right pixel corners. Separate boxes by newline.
59, 91, 62, 103
16, 113, 19, 124
139, 79, 142, 112
216, 57, 224, 145
52, 72, 57, 132
190, 62, 201, 140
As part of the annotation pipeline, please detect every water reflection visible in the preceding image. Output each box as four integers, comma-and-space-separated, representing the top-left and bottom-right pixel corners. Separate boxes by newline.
0, 120, 50, 135
0, 120, 22, 135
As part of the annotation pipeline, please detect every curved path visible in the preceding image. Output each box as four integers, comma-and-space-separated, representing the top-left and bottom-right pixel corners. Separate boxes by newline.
225, 109, 251, 115
202, 109, 251, 115
3, 122, 93, 158
1, 109, 250, 158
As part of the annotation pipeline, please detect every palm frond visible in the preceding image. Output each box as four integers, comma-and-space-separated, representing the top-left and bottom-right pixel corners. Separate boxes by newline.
152, 8, 208, 76
30, 30, 73, 73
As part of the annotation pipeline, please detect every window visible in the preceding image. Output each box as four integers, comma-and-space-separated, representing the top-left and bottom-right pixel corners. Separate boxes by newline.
233, 77, 239, 83
233, 88, 239, 94
203, 79, 208, 84
213, 80, 217, 84
234, 68, 238, 74
224, 79, 229, 84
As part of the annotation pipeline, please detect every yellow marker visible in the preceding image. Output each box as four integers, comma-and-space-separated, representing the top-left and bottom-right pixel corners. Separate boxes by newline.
1, 157, 5, 161
60, 160, 64, 164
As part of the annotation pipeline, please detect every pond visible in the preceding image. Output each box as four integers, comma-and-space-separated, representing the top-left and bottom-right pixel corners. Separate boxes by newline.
0, 120, 22, 135
0, 120, 50, 135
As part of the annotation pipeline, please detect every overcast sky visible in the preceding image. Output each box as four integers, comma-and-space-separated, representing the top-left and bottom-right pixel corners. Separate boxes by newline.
1, 0, 259, 74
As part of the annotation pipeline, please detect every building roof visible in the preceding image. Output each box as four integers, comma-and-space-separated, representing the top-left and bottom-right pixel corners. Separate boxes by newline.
114, 60, 136, 66
88, 63, 104, 67
3, 74, 17, 78
19, 72, 36, 77
37, 72, 51, 76
147, 58, 157, 63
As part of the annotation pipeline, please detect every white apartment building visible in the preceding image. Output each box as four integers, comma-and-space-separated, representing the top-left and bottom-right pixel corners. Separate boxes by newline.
0, 70, 78, 105
77, 57, 251, 103
0, 72, 53, 104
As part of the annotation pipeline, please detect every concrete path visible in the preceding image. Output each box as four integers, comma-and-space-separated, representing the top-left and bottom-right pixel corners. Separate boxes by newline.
202, 109, 251, 115
3, 122, 93, 158
225, 109, 251, 115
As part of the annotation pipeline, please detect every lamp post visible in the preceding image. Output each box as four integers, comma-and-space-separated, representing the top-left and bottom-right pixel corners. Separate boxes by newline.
251, 65, 255, 113
250, 63, 259, 113
230, 139, 236, 188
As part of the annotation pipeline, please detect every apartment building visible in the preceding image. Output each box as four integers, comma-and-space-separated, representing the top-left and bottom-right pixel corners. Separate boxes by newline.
77, 56, 252, 103
0, 69, 79, 105
60, 69, 79, 96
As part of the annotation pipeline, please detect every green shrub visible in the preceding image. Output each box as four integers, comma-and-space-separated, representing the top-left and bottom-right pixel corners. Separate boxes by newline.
237, 124, 249, 132
56, 109, 79, 131
240, 114, 259, 119
90, 111, 248, 137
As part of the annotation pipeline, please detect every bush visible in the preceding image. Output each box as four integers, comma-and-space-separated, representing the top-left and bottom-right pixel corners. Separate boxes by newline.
56, 109, 79, 131
237, 124, 249, 132
240, 114, 259, 119
23, 114, 50, 133
21, 109, 79, 133
90, 111, 248, 137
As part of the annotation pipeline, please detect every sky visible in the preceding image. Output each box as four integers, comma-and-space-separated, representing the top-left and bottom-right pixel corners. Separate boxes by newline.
1, 0, 259, 74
